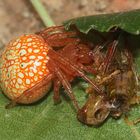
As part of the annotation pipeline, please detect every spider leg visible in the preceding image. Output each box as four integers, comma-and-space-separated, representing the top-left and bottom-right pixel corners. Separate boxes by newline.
80, 64, 97, 75
36, 25, 65, 37
49, 59, 80, 110
48, 49, 104, 95
56, 70, 80, 110
103, 40, 118, 74
37, 25, 80, 48
41, 32, 80, 48
47, 38, 80, 49
53, 78, 61, 104
89, 41, 110, 72
5, 74, 53, 109
44, 31, 78, 40
37, 25, 78, 39
38, 25, 110, 48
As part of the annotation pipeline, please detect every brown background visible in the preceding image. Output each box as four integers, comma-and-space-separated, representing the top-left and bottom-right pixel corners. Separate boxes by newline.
0, 0, 140, 49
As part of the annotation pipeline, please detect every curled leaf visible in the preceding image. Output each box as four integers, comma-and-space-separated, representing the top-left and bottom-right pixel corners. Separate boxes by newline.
64, 9, 140, 35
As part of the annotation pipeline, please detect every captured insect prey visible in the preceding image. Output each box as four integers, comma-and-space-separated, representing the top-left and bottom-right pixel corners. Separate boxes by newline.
77, 38, 140, 126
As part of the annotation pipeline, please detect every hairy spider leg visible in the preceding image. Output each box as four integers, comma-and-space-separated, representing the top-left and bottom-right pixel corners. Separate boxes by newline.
48, 49, 104, 95
49, 59, 80, 110
79, 64, 97, 75
38, 25, 81, 39
46, 58, 79, 109
48, 38, 80, 49
36, 25, 65, 36
103, 40, 118, 74
53, 78, 61, 104
39, 32, 80, 48
44, 31, 78, 39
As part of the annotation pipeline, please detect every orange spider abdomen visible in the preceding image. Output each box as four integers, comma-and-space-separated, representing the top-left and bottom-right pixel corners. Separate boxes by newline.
0, 34, 51, 103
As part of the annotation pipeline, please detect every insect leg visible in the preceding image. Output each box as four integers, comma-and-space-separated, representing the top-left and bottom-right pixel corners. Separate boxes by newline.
124, 115, 140, 125
124, 94, 140, 125
98, 70, 121, 85
133, 118, 140, 125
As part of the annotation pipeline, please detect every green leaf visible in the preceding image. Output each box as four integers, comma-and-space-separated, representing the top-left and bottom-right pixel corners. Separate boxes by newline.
1, 10, 140, 140
1, 73, 140, 140
64, 9, 140, 35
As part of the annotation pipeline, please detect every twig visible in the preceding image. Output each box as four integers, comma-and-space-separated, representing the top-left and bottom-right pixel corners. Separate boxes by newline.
30, 0, 55, 27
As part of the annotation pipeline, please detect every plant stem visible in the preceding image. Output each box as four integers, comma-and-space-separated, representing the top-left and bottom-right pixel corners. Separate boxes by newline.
30, 0, 55, 27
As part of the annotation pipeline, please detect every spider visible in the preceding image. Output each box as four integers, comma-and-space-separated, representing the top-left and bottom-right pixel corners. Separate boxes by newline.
0, 26, 103, 110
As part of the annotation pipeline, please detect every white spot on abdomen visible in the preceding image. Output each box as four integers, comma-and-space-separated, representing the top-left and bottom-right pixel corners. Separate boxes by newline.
16, 43, 21, 49
34, 61, 41, 66
29, 55, 36, 59
27, 38, 32, 42
26, 79, 30, 85
38, 56, 44, 59
18, 72, 24, 78
17, 78, 23, 84
28, 48, 32, 53
19, 49, 27, 56
33, 49, 40, 53
29, 72, 34, 77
